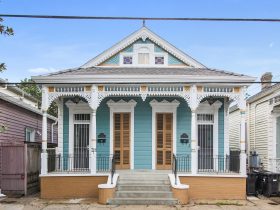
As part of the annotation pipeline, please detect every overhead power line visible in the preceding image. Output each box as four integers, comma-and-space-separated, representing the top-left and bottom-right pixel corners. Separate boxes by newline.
1, 14, 280, 22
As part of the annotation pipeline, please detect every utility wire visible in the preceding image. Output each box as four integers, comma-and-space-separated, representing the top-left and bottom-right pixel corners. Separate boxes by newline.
1, 14, 280, 22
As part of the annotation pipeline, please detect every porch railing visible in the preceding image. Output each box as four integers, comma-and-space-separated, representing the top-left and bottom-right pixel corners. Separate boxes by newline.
48, 154, 113, 173
198, 155, 240, 174
269, 158, 280, 173
172, 154, 177, 185
176, 155, 191, 173
111, 154, 116, 184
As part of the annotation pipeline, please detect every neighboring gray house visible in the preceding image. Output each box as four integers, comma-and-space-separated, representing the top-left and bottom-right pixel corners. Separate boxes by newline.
0, 78, 58, 195
230, 72, 280, 172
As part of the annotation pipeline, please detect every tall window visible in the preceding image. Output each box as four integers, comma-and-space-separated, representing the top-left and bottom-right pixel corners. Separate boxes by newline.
138, 53, 149, 64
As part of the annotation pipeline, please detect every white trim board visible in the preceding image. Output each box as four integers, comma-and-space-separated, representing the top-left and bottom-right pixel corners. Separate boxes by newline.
107, 99, 137, 170
150, 99, 180, 170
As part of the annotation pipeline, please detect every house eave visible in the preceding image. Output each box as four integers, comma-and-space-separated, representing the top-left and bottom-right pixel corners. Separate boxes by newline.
32, 74, 256, 86
0, 92, 57, 121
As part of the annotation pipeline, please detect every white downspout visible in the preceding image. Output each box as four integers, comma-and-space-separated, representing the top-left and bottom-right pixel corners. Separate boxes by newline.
51, 119, 58, 144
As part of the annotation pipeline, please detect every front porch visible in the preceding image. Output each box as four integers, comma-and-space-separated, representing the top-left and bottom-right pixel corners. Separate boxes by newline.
40, 84, 247, 177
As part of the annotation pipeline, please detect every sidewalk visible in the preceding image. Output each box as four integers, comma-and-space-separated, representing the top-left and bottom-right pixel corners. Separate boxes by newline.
0, 194, 279, 210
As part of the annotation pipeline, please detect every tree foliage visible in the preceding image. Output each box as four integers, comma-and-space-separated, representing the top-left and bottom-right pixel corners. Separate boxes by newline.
0, 18, 14, 72
18, 78, 58, 117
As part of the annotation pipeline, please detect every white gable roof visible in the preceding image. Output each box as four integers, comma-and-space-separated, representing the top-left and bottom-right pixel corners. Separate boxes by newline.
81, 27, 206, 68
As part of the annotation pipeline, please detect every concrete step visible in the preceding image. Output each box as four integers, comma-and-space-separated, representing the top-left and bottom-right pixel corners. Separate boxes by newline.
118, 179, 170, 185
115, 191, 173, 198
117, 174, 170, 178
119, 176, 168, 181
108, 197, 178, 205
118, 184, 171, 191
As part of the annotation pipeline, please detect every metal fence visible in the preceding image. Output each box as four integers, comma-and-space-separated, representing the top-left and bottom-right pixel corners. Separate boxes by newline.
198, 155, 240, 174
176, 155, 191, 173
48, 154, 113, 173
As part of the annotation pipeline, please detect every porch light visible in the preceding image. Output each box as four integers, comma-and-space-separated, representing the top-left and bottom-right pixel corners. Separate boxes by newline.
98, 133, 106, 144
72, 96, 81, 104
180, 133, 189, 144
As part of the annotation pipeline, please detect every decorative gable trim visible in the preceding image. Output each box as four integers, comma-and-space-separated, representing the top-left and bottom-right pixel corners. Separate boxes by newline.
81, 27, 206, 68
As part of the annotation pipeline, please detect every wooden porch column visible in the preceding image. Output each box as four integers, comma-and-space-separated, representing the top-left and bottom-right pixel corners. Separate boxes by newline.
240, 110, 247, 176
90, 109, 97, 174
191, 110, 198, 175
41, 111, 48, 175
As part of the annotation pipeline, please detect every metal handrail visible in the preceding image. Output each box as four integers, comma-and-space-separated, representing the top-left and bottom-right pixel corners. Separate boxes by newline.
172, 153, 177, 185
111, 154, 116, 184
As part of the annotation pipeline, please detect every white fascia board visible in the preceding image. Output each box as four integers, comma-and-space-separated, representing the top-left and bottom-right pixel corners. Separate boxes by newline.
32, 74, 256, 85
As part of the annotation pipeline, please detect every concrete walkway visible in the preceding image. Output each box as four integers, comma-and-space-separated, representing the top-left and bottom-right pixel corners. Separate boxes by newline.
0, 195, 279, 210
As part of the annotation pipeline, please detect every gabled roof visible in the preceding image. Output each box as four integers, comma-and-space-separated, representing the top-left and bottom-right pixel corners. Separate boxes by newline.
81, 26, 206, 68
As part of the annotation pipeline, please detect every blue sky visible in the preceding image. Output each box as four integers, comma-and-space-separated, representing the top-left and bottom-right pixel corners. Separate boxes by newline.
0, 0, 280, 95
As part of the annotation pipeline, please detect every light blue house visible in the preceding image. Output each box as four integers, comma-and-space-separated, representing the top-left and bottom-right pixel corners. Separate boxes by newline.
33, 27, 255, 201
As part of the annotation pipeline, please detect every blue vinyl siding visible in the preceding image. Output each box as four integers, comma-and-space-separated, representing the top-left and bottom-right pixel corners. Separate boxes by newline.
134, 98, 152, 169
176, 98, 192, 156
96, 99, 110, 156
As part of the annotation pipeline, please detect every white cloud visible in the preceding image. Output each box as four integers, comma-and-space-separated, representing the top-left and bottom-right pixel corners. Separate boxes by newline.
28, 67, 56, 74
269, 42, 274, 48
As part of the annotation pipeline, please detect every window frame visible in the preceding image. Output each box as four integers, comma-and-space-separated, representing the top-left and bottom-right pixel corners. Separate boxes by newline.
119, 44, 168, 67
25, 127, 35, 142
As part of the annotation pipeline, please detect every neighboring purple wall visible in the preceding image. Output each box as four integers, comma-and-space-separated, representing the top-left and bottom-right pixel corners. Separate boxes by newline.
0, 99, 57, 144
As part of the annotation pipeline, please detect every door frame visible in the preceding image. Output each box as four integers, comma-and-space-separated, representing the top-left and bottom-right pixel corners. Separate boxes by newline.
150, 99, 179, 170
196, 100, 222, 170
65, 100, 92, 157
107, 99, 137, 170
